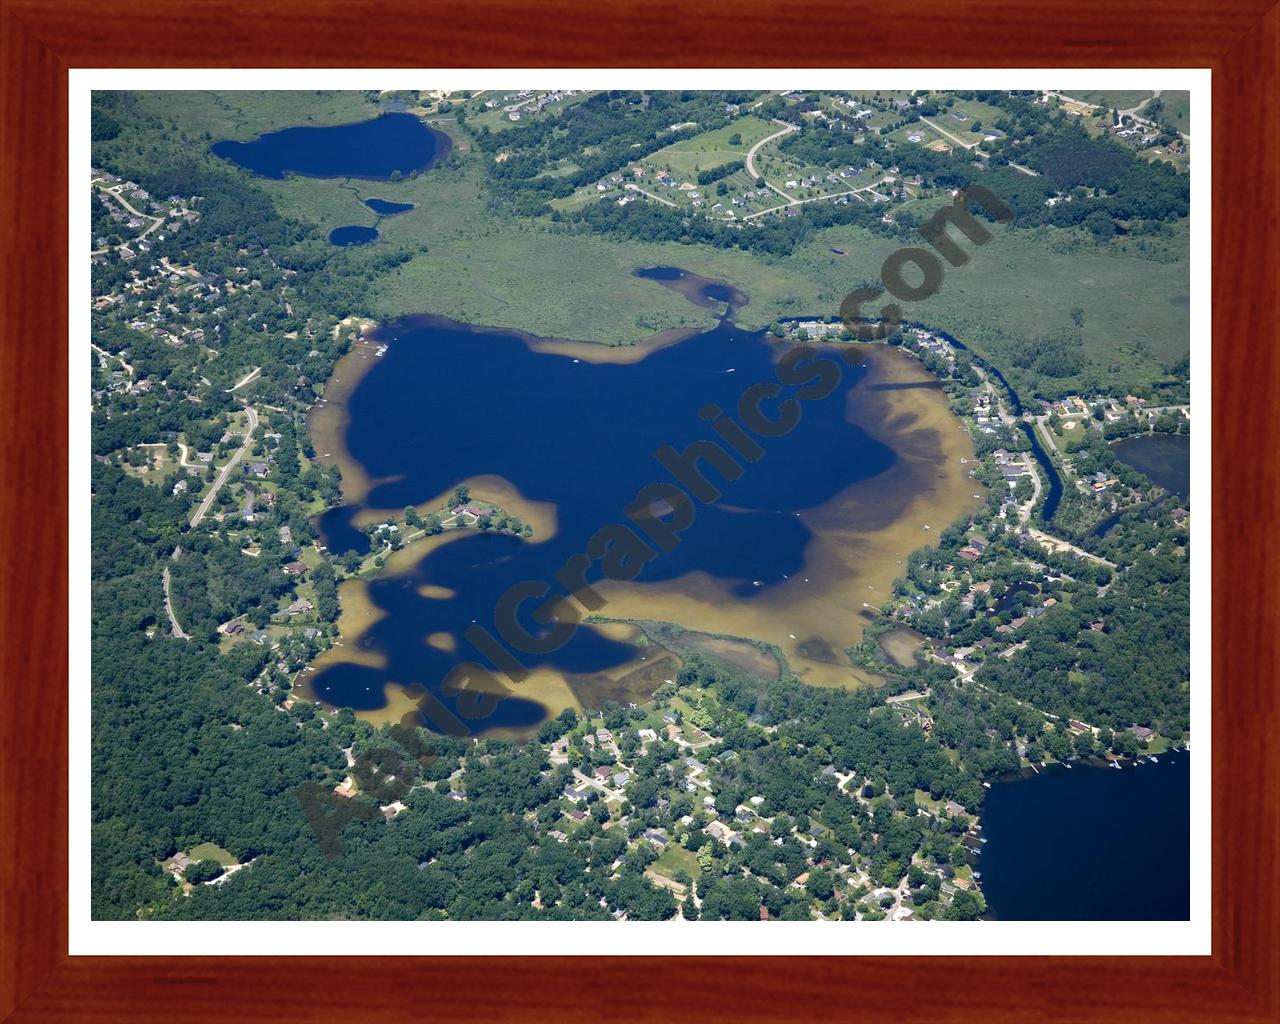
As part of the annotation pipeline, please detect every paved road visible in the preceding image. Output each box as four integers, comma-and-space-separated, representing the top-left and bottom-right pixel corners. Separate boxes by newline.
744, 119, 799, 202
190, 404, 259, 527
1026, 527, 1117, 568
1034, 415, 1062, 457
1018, 454, 1043, 523
918, 115, 984, 153
91, 342, 134, 379
623, 182, 678, 208
91, 178, 165, 252
162, 564, 189, 639
743, 176, 891, 221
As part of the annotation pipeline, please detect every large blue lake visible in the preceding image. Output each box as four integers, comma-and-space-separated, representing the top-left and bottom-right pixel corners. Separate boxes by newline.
305, 314, 959, 732
212, 112, 450, 180
977, 751, 1191, 920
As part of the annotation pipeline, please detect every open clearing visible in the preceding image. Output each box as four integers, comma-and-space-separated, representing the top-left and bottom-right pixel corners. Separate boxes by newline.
646, 116, 777, 177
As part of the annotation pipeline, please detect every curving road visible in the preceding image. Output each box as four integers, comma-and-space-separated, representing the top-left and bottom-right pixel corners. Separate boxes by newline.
92, 179, 166, 252
744, 119, 799, 201
162, 564, 190, 639
1047, 90, 1189, 142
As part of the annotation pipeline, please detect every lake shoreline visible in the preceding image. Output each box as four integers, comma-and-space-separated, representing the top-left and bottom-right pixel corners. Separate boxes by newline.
304, 309, 982, 728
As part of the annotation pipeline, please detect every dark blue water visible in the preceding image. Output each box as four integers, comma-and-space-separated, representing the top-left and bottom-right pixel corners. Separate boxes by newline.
978, 751, 1191, 920
1112, 433, 1191, 499
329, 225, 379, 246
310, 316, 920, 731
365, 198, 415, 215
1022, 423, 1063, 521
211, 112, 450, 180
317, 504, 371, 555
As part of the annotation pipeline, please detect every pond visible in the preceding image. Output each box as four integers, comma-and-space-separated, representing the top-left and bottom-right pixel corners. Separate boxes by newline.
364, 198, 416, 215
633, 266, 750, 311
306, 306, 982, 734
977, 751, 1191, 920
996, 580, 1040, 612
1111, 433, 1191, 499
211, 112, 450, 180
328, 225, 379, 246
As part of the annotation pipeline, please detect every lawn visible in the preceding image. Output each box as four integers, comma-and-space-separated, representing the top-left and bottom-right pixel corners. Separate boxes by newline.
187, 842, 237, 867
1156, 91, 1191, 135
646, 115, 777, 178
652, 842, 701, 880
134, 90, 381, 144
940, 99, 1008, 144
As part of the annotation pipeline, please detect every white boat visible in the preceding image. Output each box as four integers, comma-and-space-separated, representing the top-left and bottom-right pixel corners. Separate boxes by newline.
982, 781, 991, 789
1150, 756, 1159, 763
1111, 761, 1121, 770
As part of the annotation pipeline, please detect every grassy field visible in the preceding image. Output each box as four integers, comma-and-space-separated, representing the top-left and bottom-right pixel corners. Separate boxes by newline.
937, 99, 1006, 144
134, 90, 382, 143
187, 842, 237, 866
1070, 91, 1154, 112
1158, 91, 1192, 134
647, 115, 777, 177
369, 207, 1188, 393
652, 842, 701, 880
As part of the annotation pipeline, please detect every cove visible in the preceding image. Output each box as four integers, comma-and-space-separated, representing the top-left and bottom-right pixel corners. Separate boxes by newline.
1111, 433, 1190, 498
211, 112, 451, 180
976, 751, 1190, 920
306, 312, 981, 734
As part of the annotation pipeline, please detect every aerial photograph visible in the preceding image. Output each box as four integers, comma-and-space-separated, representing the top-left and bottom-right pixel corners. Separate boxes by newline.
89, 85, 1193, 924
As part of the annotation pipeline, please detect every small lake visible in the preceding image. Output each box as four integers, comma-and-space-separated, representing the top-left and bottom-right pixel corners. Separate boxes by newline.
977, 751, 1190, 920
211, 112, 450, 180
633, 266, 750, 311
329, 225, 379, 246
1111, 433, 1191, 499
364, 198, 415, 215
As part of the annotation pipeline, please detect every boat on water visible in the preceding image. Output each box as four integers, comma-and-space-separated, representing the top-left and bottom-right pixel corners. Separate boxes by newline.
1150, 756, 1159, 763
982, 782, 991, 789
1111, 761, 1122, 770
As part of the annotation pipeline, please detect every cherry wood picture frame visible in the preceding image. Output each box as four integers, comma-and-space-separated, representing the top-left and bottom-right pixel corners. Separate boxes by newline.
2, 1, 1276, 1020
